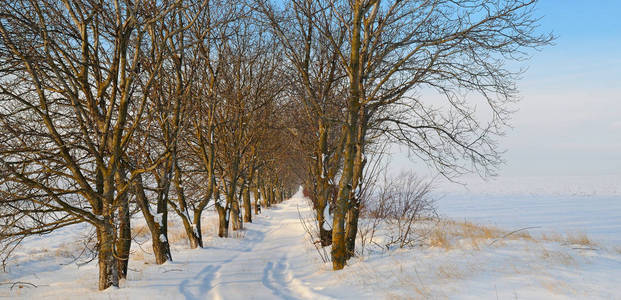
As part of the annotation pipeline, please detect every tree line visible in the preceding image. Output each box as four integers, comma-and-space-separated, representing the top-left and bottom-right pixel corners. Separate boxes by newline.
0, 0, 551, 290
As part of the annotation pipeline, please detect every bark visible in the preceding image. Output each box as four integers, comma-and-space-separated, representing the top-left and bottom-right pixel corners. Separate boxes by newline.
115, 168, 131, 279
268, 188, 275, 207
133, 174, 173, 264
230, 188, 242, 231
331, 114, 357, 270
154, 158, 173, 264
332, 2, 362, 270
274, 187, 281, 203
191, 134, 216, 247
344, 200, 360, 260
97, 221, 118, 290
116, 197, 131, 278
177, 207, 200, 249
253, 172, 261, 214
317, 206, 332, 247
172, 163, 201, 249
193, 217, 204, 248
253, 186, 261, 215
260, 180, 269, 209
243, 185, 252, 223
344, 107, 368, 259
215, 202, 229, 237
98, 173, 119, 289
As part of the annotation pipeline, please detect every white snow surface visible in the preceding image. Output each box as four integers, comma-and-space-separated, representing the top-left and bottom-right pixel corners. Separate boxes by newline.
3, 185, 621, 299
435, 175, 621, 245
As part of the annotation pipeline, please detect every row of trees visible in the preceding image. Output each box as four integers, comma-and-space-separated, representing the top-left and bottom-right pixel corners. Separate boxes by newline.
0, 0, 302, 290
0, 0, 551, 290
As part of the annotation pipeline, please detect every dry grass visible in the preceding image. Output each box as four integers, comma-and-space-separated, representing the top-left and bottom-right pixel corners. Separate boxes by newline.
565, 232, 594, 247
425, 219, 600, 253
540, 231, 596, 247
426, 220, 525, 250
429, 227, 450, 249
167, 226, 190, 245
540, 232, 564, 243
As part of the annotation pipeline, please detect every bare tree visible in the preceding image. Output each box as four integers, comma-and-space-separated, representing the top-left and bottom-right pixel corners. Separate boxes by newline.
0, 0, 189, 289
256, 0, 552, 269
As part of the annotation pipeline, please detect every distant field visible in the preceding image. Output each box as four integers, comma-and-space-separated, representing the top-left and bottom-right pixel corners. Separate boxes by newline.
435, 175, 621, 245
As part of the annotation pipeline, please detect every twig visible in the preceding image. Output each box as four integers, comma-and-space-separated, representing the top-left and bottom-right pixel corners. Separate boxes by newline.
571, 247, 598, 251
488, 226, 540, 246
161, 268, 183, 273
297, 205, 329, 263
0, 281, 39, 290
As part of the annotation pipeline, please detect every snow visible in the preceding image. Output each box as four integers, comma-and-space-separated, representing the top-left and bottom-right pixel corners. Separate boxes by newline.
322, 204, 332, 232
435, 175, 621, 245
2, 179, 621, 299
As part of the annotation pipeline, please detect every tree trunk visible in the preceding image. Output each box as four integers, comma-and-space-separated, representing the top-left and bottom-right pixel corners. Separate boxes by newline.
133, 174, 173, 264
253, 173, 261, 214
193, 217, 204, 248
243, 185, 252, 223
115, 169, 131, 279
152, 229, 172, 264
216, 202, 229, 238
332, 1, 362, 270
317, 204, 332, 247
179, 211, 201, 249
261, 182, 269, 209
275, 187, 282, 203
344, 105, 367, 260
172, 163, 201, 249
344, 199, 360, 259
332, 118, 357, 270
116, 198, 131, 279
97, 210, 118, 290
253, 187, 261, 215
97, 174, 119, 290
230, 190, 242, 231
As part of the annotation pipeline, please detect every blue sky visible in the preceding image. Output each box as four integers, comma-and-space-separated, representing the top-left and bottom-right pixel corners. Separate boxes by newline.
502, 0, 621, 176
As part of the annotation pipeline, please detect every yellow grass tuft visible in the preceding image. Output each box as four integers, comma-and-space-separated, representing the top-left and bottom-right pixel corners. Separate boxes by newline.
429, 228, 451, 250
565, 232, 594, 247
540, 231, 597, 247
167, 226, 190, 245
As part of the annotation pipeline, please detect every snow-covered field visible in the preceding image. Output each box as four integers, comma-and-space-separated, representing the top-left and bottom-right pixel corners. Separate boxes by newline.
435, 175, 621, 245
2, 177, 621, 299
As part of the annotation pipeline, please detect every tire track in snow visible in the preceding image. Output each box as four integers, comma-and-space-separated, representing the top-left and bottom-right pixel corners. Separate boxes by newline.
200, 198, 333, 300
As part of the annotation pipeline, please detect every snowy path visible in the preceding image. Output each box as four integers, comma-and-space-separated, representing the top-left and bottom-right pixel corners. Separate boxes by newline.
177, 198, 330, 300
